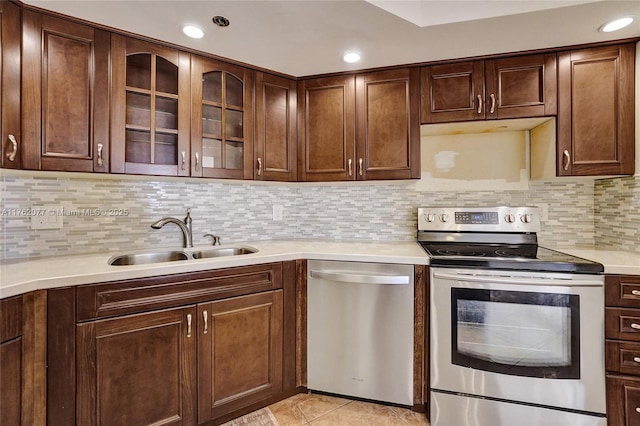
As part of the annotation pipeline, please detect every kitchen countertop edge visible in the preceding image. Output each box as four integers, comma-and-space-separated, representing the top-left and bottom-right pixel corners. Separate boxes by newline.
0, 240, 430, 299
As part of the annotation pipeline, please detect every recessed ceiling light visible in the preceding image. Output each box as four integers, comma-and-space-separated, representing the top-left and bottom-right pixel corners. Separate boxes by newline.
343, 52, 361, 63
182, 25, 204, 39
600, 17, 634, 32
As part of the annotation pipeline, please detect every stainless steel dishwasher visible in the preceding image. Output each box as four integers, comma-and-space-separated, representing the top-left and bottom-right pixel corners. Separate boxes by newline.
307, 260, 414, 406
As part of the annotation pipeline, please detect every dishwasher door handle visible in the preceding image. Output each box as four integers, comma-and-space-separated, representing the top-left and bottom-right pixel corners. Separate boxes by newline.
309, 270, 410, 285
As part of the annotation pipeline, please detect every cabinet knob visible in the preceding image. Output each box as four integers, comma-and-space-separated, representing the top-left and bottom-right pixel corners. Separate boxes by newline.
6, 134, 17, 162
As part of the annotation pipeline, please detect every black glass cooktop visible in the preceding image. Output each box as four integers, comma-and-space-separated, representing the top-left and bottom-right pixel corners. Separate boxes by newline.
419, 242, 603, 274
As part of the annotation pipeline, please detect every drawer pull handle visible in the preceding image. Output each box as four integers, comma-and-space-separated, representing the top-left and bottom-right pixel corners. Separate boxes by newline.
489, 94, 496, 114
187, 313, 192, 338
257, 157, 262, 176
477, 94, 483, 114
358, 158, 363, 176
348, 159, 353, 177
7, 134, 17, 161
97, 143, 104, 166
563, 150, 570, 171
634, 357, 640, 363
636, 407, 640, 413
203, 310, 208, 335
181, 152, 186, 170
632, 290, 640, 296
631, 323, 640, 330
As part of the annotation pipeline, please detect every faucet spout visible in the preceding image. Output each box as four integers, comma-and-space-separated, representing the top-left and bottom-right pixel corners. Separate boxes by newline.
150, 209, 193, 248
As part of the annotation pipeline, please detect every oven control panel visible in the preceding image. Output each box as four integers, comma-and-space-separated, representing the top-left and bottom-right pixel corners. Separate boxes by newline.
417, 206, 540, 232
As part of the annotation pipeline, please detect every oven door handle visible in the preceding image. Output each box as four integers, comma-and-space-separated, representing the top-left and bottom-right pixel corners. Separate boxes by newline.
310, 270, 410, 285
432, 271, 603, 287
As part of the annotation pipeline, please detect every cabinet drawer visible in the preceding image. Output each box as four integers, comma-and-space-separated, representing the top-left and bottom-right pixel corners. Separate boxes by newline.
607, 341, 640, 375
77, 263, 283, 321
606, 308, 640, 342
607, 275, 640, 308
607, 375, 640, 426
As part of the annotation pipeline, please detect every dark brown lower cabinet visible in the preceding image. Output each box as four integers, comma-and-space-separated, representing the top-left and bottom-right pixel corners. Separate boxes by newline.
76, 306, 197, 425
0, 295, 23, 426
198, 291, 283, 424
607, 376, 640, 426
0, 338, 22, 426
49, 262, 296, 426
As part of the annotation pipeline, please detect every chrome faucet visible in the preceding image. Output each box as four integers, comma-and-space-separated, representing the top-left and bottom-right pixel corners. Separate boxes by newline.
150, 208, 193, 248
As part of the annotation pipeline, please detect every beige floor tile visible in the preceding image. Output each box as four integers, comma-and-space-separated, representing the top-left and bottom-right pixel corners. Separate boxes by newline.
309, 401, 405, 426
295, 393, 352, 423
269, 396, 309, 425
388, 406, 429, 425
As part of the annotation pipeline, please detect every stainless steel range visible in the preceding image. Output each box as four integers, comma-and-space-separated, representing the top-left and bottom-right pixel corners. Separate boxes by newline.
418, 206, 606, 426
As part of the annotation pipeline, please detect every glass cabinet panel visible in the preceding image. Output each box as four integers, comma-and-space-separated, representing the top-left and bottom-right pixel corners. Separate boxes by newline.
125, 53, 179, 167
198, 69, 245, 176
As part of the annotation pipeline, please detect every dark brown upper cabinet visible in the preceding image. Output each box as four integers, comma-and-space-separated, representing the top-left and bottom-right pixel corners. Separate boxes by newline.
1, 1, 21, 170
298, 75, 355, 181
355, 68, 420, 180
254, 72, 297, 181
421, 54, 557, 123
557, 43, 635, 176
110, 35, 191, 176
21, 10, 110, 172
299, 68, 419, 181
191, 56, 254, 180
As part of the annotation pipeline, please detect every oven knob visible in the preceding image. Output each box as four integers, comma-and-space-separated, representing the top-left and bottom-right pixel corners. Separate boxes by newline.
521, 214, 532, 223
426, 213, 436, 223
505, 214, 516, 223
439, 214, 449, 223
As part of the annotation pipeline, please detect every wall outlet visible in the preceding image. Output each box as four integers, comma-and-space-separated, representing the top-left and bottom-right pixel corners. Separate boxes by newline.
272, 205, 284, 221
30, 206, 63, 230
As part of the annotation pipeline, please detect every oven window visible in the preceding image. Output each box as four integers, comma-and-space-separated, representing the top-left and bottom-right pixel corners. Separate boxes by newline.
451, 288, 580, 379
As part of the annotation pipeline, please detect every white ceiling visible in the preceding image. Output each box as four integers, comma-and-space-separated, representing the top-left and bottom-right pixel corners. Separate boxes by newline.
22, 0, 640, 77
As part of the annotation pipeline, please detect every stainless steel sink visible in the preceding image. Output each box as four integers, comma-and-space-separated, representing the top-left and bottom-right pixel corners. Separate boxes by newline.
108, 251, 190, 266
191, 247, 257, 259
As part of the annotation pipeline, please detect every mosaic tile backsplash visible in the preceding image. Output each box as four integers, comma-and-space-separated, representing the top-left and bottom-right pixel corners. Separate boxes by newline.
595, 175, 640, 253
1, 172, 597, 260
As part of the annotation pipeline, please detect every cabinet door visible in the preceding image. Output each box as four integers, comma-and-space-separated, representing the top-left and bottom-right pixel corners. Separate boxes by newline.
198, 291, 283, 424
355, 68, 420, 180
298, 75, 355, 181
22, 11, 109, 172
558, 44, 635, 176
607, 375, 640, 426
0, 295, 22, 426
191, 56, 253, 179
420, 61, 485, 123
111, 35, 190, 176
77, 306, 196, 426
254, 72, 297, 181
1, 0, 21, 169
485, 53, 557, 119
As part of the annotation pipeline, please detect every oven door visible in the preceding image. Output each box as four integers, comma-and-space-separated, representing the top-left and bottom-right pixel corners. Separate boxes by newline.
430, 267, 605, 415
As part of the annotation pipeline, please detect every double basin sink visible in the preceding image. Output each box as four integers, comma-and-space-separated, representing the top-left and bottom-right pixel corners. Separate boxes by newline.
108, 247, 257, 266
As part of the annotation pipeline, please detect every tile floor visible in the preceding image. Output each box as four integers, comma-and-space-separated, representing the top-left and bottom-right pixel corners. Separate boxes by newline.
223, 392, 429, 425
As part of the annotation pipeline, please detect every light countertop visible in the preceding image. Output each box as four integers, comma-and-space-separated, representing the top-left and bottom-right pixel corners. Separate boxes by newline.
560, 248, 640, 276
3, 241, 640, 299
0, 240, 430, 299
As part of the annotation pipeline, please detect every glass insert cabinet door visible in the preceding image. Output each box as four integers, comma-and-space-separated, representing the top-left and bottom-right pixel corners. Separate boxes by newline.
191, 57, 253, 179
111, 36, 190, 176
